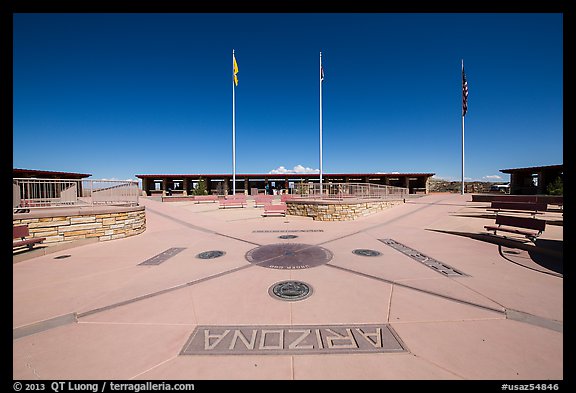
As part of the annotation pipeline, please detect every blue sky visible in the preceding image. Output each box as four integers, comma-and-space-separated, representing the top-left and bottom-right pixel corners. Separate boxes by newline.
13, 13, 563, 183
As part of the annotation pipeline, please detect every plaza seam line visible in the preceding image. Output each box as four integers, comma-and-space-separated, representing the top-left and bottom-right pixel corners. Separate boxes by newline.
505, 310, 563, 333
13, 263, 257, 340
307, 196, 513, 318
18, 205, 325, 334
316, 196, 455, 247
76, 264, 255, 319
13, 313, 77, 340
326, 264, 563, 332
75, 197, 487, 324
144, 204, 262, 247
410, 352, 467, 380
128, 355, 179, 381
14, 197, 560, 339
326, 263, 506, 315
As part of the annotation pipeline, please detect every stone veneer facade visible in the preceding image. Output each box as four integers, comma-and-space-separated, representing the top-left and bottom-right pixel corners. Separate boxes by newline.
286, 199, 404, 221
13, 205, 146, 243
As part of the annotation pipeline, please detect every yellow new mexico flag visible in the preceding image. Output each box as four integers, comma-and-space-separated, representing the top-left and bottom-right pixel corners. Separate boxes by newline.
233, 55, 239, 86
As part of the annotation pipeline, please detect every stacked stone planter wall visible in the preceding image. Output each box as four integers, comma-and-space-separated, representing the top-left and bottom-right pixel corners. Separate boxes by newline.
13, 205, 146, 243
286, 199, 403, 221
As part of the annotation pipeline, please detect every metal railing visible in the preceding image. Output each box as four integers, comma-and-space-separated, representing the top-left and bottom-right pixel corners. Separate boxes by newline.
292, 182, 408, 200
13, 178, 140, 210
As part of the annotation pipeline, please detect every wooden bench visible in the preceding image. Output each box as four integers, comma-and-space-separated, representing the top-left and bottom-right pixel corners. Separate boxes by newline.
219, 199, 246, 209
545, 196, 563, 211
193, 195, 218, 203
488, 201, 547, 217
263, 203, 287, 217
484, 215, 546, 242
254, 195, 274, 207
13, 225, 46, 250
492, 195, 538, 203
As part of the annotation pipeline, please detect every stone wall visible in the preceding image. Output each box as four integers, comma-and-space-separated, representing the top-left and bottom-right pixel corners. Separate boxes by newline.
286, 199, 404, 221
13, 205, 146, 243
428, 178, 509, 193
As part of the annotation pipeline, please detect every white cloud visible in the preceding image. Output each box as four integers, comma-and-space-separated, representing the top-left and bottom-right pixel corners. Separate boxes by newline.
483, 175, 502, 180
269, 165, 319, 174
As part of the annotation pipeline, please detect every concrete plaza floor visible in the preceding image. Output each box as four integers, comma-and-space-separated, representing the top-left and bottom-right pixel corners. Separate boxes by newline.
13, 193, 563, 380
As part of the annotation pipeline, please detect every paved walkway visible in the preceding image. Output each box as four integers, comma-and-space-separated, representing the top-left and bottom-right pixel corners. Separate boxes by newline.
13, 193, 563, 380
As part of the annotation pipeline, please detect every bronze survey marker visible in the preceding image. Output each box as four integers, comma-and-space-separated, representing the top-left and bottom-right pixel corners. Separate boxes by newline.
268, 280, 313, 301
180, 324, 406, 355
245, 243, 333, 269
352, 249, 382, 257
196, 250, 226, 259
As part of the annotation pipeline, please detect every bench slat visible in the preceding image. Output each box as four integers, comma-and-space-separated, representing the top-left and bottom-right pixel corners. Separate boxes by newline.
219, 201, 246, 208
254, 196, 275, 207
263, 204, 287, 216
484, 214, 545, 241
484, 225, 540, 237
13, 225, 30, 239
494, 215, 546, 231
13, 238, 45, 248
13, 225, 46, 249
490, 201, 547, 213
194, 195, 218, 203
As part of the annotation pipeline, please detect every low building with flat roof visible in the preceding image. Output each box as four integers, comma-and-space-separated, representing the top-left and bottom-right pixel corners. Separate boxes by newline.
500, 164, 563, 195
135, 172, 435, 196
13, 168, 92, 179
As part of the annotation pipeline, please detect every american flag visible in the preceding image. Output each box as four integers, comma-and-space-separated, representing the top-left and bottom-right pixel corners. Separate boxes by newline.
462, 66, 468, 116
321, 65, 324, 81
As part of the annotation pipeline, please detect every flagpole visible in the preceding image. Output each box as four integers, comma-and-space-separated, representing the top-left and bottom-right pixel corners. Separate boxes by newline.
319, 51, 323, 196
232, 49, 236, 195
461, 59, 465, 195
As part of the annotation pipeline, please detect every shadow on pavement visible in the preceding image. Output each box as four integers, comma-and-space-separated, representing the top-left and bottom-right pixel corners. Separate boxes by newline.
427, 229, 563, 277
450, 213, 564, 226
530, 238, 563, 274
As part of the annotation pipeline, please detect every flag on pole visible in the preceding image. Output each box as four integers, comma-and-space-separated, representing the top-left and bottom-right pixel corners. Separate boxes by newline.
233, 54, 239, 86
462, 65, 468, 116
320, 64, 324, 81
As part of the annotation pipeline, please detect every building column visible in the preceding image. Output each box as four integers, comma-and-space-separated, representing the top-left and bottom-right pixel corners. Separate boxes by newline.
537, 171, 545, 194
244, 178, 249, 195
224, 178, 230, 195
183, 178, 189, 196
162, 178, 168, 196
510, 173, 518, 195
141, 178, 149, 196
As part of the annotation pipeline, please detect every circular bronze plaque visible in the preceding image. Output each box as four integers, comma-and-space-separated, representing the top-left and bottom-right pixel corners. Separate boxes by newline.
196, 250, 226, 259
352, 249, 382, 257
278, 234, 298, 239
246, 243, 332, 269
268, 280, 313, 301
